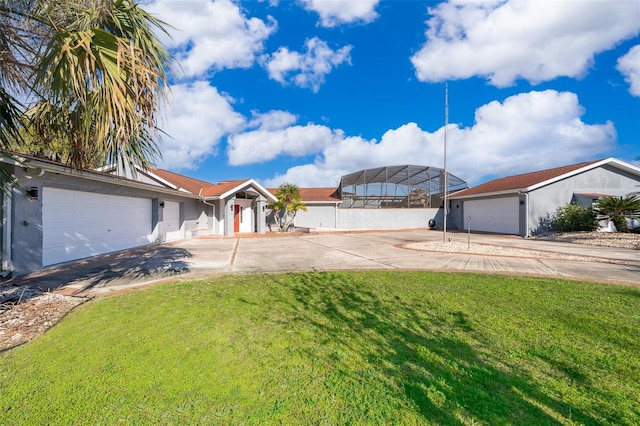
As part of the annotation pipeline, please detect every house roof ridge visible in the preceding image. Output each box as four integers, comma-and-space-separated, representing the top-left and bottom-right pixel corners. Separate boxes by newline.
450, 158, 608, 198
495, 159, 602, 181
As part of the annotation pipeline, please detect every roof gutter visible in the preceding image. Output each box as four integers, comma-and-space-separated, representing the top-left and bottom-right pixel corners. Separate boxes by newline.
11, 156, 202, 200
210, 179, 278, 202
450, 188, 529, 200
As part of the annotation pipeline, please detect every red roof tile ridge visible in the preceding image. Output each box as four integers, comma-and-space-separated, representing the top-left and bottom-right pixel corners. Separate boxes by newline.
151, 168, 214, 187
452, 159, 604, 197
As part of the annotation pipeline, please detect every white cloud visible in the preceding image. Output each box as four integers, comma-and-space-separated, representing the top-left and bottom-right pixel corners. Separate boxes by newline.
447, 90, 616, 183
411, 0, 640, 87
227, 122, 341, 165
617, 45, 640, 97
263, 90, 616, 187
247, 110, 298, 131
157, 81, 245, 169
262, 37, 352, 92
300, 0, 379, 27
143, 0, 276, 78
263, 163, 344, 188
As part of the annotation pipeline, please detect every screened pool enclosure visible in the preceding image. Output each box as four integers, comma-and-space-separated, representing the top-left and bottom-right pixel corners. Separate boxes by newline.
338, 165, 467, 209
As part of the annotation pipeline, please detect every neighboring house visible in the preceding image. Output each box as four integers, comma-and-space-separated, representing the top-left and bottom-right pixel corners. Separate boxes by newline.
449, 158, 640, 236
1, 154, 275, 277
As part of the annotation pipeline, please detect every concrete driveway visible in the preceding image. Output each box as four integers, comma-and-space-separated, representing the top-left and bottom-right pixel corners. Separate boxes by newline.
9, 229, 640, 295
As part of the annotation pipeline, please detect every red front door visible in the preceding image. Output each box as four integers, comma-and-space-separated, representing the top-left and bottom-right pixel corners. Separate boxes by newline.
234, 205, 240, 232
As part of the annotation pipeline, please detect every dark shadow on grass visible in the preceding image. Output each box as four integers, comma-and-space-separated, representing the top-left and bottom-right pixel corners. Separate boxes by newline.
275, 271, 600, 425
7, 245, 192, 294
614, 286, 640, 299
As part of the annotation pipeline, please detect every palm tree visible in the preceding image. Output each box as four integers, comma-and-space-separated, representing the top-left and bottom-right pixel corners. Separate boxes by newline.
269, 183, 307, 232
0, 0, 36, 155
0, 0, 171, 173
595, 195, 640, 232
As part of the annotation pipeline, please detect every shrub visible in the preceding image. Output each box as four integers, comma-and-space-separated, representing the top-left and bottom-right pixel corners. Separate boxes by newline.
595, 195, 640, 233
552, 203, 598, 233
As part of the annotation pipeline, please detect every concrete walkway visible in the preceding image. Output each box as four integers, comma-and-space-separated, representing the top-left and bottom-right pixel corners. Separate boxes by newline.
8, 229, 640, 295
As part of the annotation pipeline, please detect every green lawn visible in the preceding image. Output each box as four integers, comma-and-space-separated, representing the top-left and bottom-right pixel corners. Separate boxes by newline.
1, 271, 639, 425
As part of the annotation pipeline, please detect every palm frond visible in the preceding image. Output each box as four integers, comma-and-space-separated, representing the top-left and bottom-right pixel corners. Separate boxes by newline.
30, 1, 171, 170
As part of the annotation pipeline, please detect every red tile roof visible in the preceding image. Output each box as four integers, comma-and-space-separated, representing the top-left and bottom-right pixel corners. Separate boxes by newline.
451, 160, 601, 198
151, 169, 250, 197
201, 180, 250, 197
268, 187, 341, 202
151, 168, 214, 194
300, 187, 341, 202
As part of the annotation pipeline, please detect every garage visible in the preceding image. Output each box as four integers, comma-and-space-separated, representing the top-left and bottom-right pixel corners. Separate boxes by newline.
163, 201, 182, 241
42, 187, 152, 266
464, 197, 520, 235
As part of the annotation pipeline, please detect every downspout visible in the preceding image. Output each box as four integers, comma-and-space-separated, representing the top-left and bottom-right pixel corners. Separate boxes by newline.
525, 192, 529, 237
1, 191, 12, 276
199, 188, 217, 235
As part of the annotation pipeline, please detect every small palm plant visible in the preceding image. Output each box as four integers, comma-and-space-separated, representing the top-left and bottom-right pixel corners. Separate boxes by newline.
269, 183, 307, 232
595, 195, 640, 232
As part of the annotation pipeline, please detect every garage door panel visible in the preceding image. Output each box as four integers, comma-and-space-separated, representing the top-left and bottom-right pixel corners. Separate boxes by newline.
465, 197, 519, 235
47, 189, 75, 205
77, 207, 108, 224
76, 191, 108, 205
42, 203, 74, 227
44, 238, 109, 266
74, 224, 110, 241
43, 188, 152, 266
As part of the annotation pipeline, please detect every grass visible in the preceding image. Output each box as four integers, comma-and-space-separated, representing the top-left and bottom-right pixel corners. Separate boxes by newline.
1, 271, 639, 425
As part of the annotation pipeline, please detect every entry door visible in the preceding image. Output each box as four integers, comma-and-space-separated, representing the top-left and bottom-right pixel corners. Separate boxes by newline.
163, 201, 181, 241
234, 205, 240, 232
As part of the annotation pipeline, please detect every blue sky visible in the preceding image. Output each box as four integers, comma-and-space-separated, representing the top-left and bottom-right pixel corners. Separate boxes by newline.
142, 0, 640, 188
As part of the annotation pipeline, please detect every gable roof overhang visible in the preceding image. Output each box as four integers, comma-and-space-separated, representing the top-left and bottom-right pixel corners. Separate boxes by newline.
129, 168, 277, 202
4, 154, 202, 200
527, 158, 640, 192
450, 158, 640, 200
202, 178, 277, 202
450, 188, 528, 200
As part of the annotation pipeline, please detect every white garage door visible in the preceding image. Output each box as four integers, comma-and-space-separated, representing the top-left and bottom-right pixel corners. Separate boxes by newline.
42, 188, 152, 266
163, 201, 181, 241
464, 197, 520, 235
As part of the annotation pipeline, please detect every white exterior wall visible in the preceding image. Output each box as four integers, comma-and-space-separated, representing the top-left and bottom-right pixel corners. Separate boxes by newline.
528, 165, 640, 235
338, 208, 440, 230
295, 204, 338, 229
297, 205, 440, 230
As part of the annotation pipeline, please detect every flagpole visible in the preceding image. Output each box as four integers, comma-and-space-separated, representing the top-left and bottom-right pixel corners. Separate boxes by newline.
443, 82, 448, 243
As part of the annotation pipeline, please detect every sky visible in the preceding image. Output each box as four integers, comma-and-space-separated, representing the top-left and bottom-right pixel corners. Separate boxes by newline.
140, 0, 640, 188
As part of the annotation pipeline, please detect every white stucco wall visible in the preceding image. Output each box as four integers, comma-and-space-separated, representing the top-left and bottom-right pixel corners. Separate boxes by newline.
528, 165, 640, 235
294, 204, 338, 229
338, 208, 439, 230
296, 205, 440, 230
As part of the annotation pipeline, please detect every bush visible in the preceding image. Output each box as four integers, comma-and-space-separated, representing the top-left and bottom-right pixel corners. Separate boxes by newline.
595, 195, 640, 233
552, 203, 598, 232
